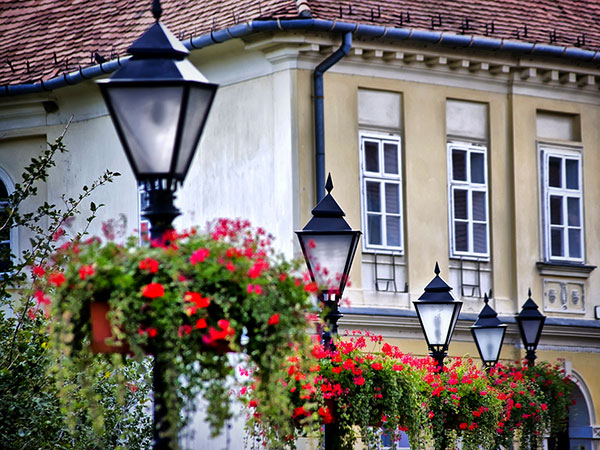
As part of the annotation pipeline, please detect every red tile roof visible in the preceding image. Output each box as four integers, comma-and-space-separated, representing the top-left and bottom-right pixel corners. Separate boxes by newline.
1, 0, 600, 88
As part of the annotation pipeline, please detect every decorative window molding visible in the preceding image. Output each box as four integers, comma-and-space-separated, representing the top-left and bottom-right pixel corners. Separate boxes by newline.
447, 141, 489, 260
536, 261, 596, 279
539, 144, 584, 263
359, 132, 403, 254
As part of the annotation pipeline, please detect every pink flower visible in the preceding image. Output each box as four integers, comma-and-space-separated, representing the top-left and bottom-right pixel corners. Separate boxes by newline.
34, 290, 50, 306
246, 284, 263, 295
190, 248, 209, 264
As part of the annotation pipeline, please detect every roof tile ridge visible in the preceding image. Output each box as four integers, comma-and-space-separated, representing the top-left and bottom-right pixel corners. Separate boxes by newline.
295, 0, 312, 18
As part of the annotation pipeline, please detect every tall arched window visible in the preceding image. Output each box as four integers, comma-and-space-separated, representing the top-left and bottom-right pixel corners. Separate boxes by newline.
0, 170, 14, 273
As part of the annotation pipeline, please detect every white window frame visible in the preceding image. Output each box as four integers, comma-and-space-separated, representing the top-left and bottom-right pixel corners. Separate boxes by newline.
539, 144, 584, 263
359, 131, 404, 254
447, 141, 490, 260
0, 167, 16, 274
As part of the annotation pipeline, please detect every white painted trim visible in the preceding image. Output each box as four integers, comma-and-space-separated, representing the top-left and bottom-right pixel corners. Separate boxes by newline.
447, 141, 490, 259
538, 143, 585, 262
359, 131, 404, 254
568, 367, 597, 424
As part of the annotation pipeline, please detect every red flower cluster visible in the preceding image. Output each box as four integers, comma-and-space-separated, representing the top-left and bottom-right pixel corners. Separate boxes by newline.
139, 257, 159, 273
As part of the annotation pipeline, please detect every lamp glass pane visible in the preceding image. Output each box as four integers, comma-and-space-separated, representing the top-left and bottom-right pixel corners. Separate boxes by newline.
105, 86, 183, 174
300, 233, 354, 292
473, 327, 505, 362
415, 302, 457, 346
521, 318, 542, 345
176, 85, 215, 177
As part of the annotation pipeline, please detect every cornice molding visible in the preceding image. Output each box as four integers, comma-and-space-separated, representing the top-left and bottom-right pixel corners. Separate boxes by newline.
243, 32, 600, 96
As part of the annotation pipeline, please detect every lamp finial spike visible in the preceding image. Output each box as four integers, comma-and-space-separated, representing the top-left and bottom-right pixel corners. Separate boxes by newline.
528, 287, 532, 299
434, 261, 440, 275
325, 173, 333, 193
152, 0, 162, 21
483, 292, 489, 305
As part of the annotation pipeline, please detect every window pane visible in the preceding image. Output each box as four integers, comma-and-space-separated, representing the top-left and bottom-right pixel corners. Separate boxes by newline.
471, 152, 485, 184
472, 191, 486, 221
453, 189, 468, 220
551, 228, 563, 257
567, 197, 580, 226
366, 181, 381, 212
548, 156, 562, 187
383, 142, 399, 174
452, 150, 467, 181
568, 229, 582, 259
454, 221, 468, 252
550, 195, 563, 225
566, 159, 579, 189
385, 183, 400, 214
386, 216, 401, 247
473, 223, 487, 254
367, 214, 382, 245
365, 141, 379, 172
0, 242, 10, 272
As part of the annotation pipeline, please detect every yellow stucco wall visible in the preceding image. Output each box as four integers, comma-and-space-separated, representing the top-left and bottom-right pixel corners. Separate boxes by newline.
293, 69, 600, 428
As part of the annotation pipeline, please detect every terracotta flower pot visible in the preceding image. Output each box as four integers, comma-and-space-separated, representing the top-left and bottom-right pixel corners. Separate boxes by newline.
89, 301, 130, 354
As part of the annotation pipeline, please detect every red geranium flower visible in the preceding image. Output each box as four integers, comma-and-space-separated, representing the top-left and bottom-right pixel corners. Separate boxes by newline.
79, 264, 94, 280
268, 313, 280, 326
139, 257, 159, 273
142, 282, 164, 299
49, 272, 66, 287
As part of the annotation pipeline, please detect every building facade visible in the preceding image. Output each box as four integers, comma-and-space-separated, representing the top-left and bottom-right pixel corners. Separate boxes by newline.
1, 1, 599, 448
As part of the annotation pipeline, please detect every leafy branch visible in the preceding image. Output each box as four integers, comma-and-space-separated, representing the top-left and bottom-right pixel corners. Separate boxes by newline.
1, 121, 120, 368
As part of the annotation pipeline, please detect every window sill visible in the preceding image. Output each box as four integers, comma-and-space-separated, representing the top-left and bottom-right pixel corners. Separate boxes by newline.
536, 261, 596, 279
449, 255, 490, 263
362, 249, 404, 257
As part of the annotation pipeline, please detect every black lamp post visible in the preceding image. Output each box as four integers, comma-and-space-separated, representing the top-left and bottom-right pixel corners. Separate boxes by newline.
97, 0, 218, 243
296, 174, 360, 450
516, 289, 546, 368
296, 174, 361, 350
471, 293, 506, 371
97, 2, 217, 449
413, 263, 462, 370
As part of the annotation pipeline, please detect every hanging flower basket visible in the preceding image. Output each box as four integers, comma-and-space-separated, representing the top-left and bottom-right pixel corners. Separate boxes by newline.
40, 218, 317, 439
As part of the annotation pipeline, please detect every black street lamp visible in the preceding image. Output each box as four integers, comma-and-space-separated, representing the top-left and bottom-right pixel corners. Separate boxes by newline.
296, 174, 361, 350
97, 2, 217, 449
516, 289, 546, 368
471, 293, 506, 371
97, 0, 218, 242
296, 174, 360, 450
413, 263, 462, 370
